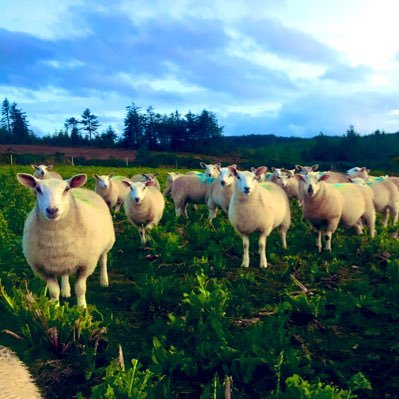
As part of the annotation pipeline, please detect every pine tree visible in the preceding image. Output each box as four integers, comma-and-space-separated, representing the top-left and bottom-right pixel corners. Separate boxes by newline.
65, 117, 81, 147
1, 98, 12, 135
10, 102, 30, 144
122, 103, 144, 148
80, 108, 100, 144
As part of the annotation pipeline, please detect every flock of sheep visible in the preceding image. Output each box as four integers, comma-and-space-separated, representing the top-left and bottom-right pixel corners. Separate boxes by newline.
3, 162, 399, 397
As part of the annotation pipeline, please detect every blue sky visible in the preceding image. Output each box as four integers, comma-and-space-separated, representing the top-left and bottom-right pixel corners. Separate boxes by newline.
1, 0, 399, 137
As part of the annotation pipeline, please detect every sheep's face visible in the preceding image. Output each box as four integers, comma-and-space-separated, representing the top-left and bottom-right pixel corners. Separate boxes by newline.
125, 181, 153, 204
229, 166, 267, 196
200, 162, 221, 178
272, 167, 284, 177
296, 164, 318, 175
95, 175, 111, 189
276, 172, 289, 188
17, 174, 87, 221
220, 167, 235, 187
347, 167, 369, 179
31, 164, 52, 178
297, 171, 329, 197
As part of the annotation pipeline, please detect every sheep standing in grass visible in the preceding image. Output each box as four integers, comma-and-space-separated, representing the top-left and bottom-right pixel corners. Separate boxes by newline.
0, 346, 42, 399
207, 165, 236, 220
123, 180, 165, 244
93, 173, 130, 212
297, 171, 376, 252
17, 174, 115, 307
31, 164, 62, 180
296, 164, 348, 183
163, 172, 183, 197
348, 176, 398, 227
171, 163, 221, 217
274, 169, 302, 202
131, 173, 161, 191
228, 166, 291, 268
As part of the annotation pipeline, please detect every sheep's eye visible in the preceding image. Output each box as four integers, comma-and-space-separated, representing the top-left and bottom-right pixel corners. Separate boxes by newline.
64, 186, 70, 193
237, 175, 241, 180
36, 186, 42, 194
277, 176, 281, 179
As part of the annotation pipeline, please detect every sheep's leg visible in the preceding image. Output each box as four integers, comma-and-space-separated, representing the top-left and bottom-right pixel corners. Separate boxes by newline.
114, 201, 122, 212
383, 208, 390, 227
138, 227, 147, 244
207, 200, 218, 221
241, 234, 250, 268
354, 221, 363, 235
61, 275, 71, 297
258, 234, 268, 268
99, 251, 109, 287
47, 277, 60, 303
363, 211, 376, 238
391, 206, 399, 225
278, 224, 288, 249
325, 219, 339, 252
184, 204, 189, 218
316, 229, 322, 253
75, 271, 88, 308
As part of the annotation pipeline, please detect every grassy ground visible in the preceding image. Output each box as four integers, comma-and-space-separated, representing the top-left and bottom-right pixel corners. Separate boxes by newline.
1, 165, 399, 398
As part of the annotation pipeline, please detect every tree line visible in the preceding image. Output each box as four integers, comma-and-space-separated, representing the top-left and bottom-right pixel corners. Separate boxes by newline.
0, 98, 223, 153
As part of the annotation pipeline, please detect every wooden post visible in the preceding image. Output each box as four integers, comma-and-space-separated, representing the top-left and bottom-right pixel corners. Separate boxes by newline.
71, 156, 74, 166
126, 158, 129, 167
10, 153, 13, 165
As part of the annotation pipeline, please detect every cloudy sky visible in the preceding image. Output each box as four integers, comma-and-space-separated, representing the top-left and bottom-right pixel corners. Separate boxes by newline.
1, 0, 399, 137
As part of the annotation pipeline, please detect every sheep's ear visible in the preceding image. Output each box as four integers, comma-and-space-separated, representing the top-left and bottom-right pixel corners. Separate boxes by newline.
318, 174, 330, 181
152, 173, 159, 177
295, 174, 305, 182
145, 180, 154, 187
228, 166, 238, 176
367, 169, 371, 173
68, 174, 87, 188
121, 179, 132, 188
17, 173, 38, 188
46, 165, 53, 170
311, 164, 319, 171
230, 164, 237, 169
347, 177, 354, 182
200, 162, 207, 168
250, 167, 256, 172
295, 165, 304, 171
30, 164, 37, 170
255, 166, 268, 176
215, 164, 221, 171
108, 173, 114, 178
272, 167, 276, 172
93, 174, 100, 180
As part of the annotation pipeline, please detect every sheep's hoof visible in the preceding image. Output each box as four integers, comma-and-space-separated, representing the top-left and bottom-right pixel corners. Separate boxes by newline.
100, 280, 109, 287
61, 290, 71, 298
241, 261, 250, 268
317, 246, 322, 253
260, 263, 268, 269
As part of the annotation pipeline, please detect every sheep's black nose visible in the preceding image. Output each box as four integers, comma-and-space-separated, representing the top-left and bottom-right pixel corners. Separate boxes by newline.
135, 197, 140, 203
46, 207, 59, 218
221, 180, 226, 187
243, 187, 250, 194
308, 186, 314, 195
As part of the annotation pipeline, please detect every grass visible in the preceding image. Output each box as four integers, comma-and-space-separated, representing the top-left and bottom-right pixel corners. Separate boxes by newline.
0, 165, 398, 398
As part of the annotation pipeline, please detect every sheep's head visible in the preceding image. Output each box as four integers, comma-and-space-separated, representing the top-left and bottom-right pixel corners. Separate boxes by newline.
200, 162, 221, 178
93, 174, 114, 189
296, 164, 318, 175
17, 174, 87, 221
220, 165, 236, 187
296, 171, 329, 197
346, 166, 370, 179
229, 166, 267, 196
122, 180, 154, 204
31, 164, 53, 179
271, 167, 284, 177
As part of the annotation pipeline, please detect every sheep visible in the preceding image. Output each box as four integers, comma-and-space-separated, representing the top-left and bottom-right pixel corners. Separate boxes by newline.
170, 163, 221, 217
206, 165, 236, 220
131, 173, 161, 191
16, 174, 115, 308
296, 171, 376, 252
296, 164, 348, 183
163, 172, 183, 197
122, 180, 165, 244
274, 169, 302, 202
31, 164, 62, 180
228, 166, 291, 268
93, 173, 130, 212
347, 176, 399, 227
0, 346, 42, 399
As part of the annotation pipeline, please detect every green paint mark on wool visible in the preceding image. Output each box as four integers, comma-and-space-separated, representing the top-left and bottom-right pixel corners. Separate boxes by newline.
197, 175, 215, 185
332, 183, 349, 189
260, 183, 273, 191
112, 175, 127, 180
72, 190, 94, 205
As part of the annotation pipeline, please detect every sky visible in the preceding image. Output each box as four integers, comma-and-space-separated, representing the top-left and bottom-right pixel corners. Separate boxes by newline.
1, 0, 399, 138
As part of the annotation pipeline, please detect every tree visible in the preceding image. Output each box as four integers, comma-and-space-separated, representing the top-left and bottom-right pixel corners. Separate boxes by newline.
10, 102, 31, 144
65, 117, 82, 147
1, 98, 12, 135
122, 103, 144, 148
98, 126, 117, 147
80, 108, 100, 144
144, 106, 162, 150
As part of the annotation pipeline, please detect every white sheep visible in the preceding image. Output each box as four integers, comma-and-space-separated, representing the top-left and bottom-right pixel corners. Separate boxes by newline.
31, 164, 62, 180
131, 173, 161, 191
0, 346, 42, 399
296, 164, 348, 183
93, 173, 130, 212
17, 174, 115, 307
274, 169, 302, 202
348, 176, 399, 226
206, 165, 236, 220
171, 163, 221, 217
122, 180, 165, 244
228, 166, 291, 268
297, 171, 376, 252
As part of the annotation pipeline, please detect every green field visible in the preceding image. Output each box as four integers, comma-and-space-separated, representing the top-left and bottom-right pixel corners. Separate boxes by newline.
1, 165, 399, 398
